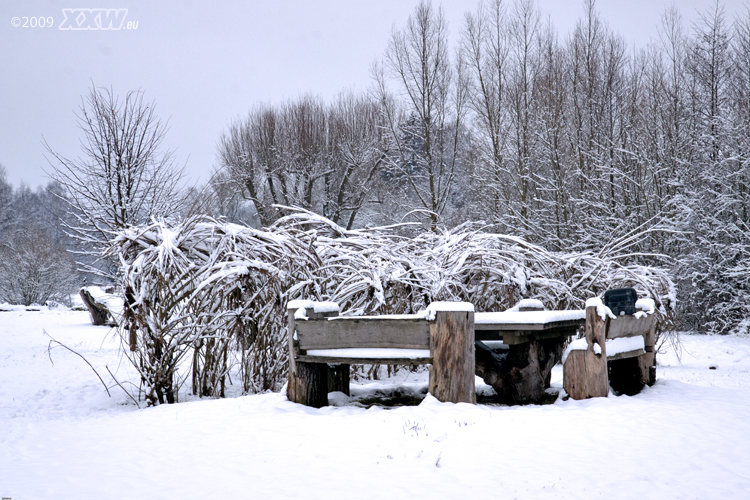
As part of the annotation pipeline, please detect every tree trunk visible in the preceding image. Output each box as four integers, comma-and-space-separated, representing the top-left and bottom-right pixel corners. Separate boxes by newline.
475, 337, 565, 404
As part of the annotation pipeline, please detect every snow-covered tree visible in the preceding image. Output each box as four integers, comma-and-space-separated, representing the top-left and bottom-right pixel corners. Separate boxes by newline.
44, 84, 186, 278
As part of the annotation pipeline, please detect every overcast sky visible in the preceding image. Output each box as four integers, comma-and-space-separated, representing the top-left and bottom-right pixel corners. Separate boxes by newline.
1, 0, 747, 189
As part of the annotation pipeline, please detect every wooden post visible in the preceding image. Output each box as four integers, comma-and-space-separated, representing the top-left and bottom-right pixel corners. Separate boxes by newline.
563, 305, 609, 399
639, 321, 657, 386
428, 304, 476, 404
286, 305, 329, 408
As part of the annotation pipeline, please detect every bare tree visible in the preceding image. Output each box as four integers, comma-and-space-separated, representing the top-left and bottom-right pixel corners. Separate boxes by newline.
0, 224, 79, 306
44, 84, 186, 277
374, 0, 468, 231
218, 92, 386, 229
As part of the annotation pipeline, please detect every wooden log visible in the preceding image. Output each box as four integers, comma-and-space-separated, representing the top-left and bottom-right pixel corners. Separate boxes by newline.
286, 306, 329, 408
79, 288, 115, 326
563, 305, 609, 399
428, 308, 476, 404
475, 337, 565, 404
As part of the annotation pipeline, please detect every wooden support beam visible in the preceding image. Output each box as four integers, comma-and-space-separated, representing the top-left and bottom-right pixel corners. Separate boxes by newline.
563, 305, 609, 399
428, 307, 476, 404
286, 307, 329, 408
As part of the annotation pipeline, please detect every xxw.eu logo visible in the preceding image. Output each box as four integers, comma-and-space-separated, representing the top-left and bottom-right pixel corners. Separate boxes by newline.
58, 9, 131, 30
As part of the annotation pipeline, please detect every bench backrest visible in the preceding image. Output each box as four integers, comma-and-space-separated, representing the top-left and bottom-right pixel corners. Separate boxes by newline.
294, 314, 431, 351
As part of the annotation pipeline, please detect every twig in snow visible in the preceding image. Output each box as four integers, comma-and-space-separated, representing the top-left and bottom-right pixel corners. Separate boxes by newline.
106, 365, 141, 408
44, 329, 111, 397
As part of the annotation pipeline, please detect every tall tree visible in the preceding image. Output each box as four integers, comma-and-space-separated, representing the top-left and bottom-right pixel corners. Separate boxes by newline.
374, 0, 468, 231
44, 84, 186, 277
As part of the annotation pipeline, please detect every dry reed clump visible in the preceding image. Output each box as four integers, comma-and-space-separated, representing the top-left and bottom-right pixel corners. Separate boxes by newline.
109, 209, 676, 405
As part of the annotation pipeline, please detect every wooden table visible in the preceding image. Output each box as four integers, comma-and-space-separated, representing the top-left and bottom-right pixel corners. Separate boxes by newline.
473, 310, 586, 404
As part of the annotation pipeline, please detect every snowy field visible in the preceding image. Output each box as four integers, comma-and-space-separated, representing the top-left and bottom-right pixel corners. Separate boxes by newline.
2, 308, 750, 499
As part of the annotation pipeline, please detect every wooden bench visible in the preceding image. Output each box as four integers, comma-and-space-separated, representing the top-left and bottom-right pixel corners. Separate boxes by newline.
286, 298, 593, 407
286, 300, 476, 408
563, 298, 657, 399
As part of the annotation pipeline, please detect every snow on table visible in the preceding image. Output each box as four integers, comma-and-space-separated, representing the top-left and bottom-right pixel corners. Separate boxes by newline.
475, 309, 585, 325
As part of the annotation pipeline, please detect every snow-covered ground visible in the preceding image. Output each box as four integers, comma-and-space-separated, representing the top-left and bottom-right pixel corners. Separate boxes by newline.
2, 308, 749, 499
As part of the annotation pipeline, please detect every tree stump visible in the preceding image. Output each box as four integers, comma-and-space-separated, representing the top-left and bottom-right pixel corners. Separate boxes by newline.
475, 337, 565, 404
563, 305, 609, 399
428, 307, 476, 404
80, 287, 115, 326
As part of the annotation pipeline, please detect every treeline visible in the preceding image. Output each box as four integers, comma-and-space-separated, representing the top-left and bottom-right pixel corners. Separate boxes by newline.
0, 166, 80, 305
211, 0, 750, 334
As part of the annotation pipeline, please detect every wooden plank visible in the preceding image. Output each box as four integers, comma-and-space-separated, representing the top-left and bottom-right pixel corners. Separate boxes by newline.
474, 318, 584, 332
296, 355, 432, 365
607, 348, 646, 361
607, 314, 655, 339
296, 317, 430, 350
476, 326, 578, 345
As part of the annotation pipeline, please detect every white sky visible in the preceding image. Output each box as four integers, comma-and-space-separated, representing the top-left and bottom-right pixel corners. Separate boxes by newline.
1, 0, 747, 188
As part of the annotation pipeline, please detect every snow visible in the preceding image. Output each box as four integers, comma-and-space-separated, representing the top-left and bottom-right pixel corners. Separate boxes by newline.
607, 336, 646, 356
0, 303, 27, 311
294, 307, 308, 320
585, 296, 616, 320
306, 348, 431, 359
82, 286, 124, 320
561, 337, 590, 365
287, 299, 316, 310
2, 310, 750, 499
475, 309, 585, 325
332, 313, 430, 321
517, 298, 544, 309
313, 301, 341, 313
635, 298, 655, 314
287, 300, 341, 314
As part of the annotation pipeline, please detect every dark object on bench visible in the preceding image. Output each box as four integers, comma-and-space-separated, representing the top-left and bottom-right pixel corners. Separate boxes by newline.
603, 288, 637, 317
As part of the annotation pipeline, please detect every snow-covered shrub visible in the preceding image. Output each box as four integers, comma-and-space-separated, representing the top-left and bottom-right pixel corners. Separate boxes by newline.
110, 209, 676, 404
109, 216, 320, 405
